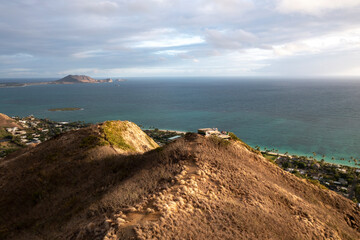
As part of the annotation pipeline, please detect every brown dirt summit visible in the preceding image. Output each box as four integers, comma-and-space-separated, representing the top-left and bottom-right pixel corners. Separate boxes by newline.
1, 129, 359, 239
0, 113, 21, 128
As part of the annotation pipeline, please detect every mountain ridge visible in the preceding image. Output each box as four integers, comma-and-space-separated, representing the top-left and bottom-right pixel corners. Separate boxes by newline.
0, 122, 359, 239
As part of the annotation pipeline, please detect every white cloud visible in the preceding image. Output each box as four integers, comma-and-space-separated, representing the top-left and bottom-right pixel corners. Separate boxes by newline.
273, 28, 360, 56
154, 50, 188, 55
133, 36, 204, 48
78, 1, 119, 15
276, 0, 360, 15
0, 53, 34, 64
200, 0, 254, 15
71, 49, 107, 58
205, 29, 257, 49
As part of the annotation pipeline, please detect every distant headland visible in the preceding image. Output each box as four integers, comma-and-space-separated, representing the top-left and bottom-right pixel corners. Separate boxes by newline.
0, 75, 118, 88
48, 107, 83, 112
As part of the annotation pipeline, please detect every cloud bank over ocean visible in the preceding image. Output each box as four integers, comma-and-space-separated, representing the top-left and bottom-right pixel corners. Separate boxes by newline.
1, 0, 360, 77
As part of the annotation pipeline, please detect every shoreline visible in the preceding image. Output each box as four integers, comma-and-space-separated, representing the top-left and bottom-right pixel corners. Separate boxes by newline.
262, 150, 358, 168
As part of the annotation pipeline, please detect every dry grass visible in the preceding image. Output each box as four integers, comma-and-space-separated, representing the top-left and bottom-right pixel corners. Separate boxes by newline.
0, 123, 159, 239
1, 131, 360, 240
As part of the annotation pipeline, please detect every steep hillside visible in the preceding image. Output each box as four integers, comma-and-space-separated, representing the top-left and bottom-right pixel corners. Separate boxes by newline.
54, 75, 112, 84
0, 121, 158, 239
1, 130, 359, 239
0, 113, 21, 129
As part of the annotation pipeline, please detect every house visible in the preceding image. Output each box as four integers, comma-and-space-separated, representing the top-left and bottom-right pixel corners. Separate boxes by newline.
198, 128, 231, 140
198, 128, 220, 136
218, 134, 231, 140
6, 127, 18, 133
338, 168, 347, 173
339, 178, 348, 185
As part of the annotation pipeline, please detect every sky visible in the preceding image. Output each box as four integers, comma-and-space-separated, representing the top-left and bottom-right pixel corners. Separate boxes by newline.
1, 0, 360, 78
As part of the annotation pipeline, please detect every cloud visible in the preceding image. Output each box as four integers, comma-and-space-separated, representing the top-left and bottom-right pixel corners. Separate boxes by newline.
72, 50, 108, 59
205, 29, 257, 49
276, 0, 360, 15
154, 50, 188, 55
80, 1, 119, 15
133, 36, 204, 48
0, 0, 360, 77
0, 53, 34, 64
199, 0, 254, 15
273, 28, 360, 56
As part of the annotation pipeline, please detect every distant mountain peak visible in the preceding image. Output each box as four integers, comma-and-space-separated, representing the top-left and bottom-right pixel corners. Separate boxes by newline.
55, 75, 112, 84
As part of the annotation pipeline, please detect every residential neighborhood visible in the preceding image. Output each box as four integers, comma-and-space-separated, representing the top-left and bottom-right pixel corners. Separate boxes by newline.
264, 153, 360, 203
0, 115, 89, 158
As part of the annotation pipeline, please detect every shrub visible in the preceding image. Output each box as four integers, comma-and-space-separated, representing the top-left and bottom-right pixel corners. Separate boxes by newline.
228, 132, 260, 154
208, 136, 231, 148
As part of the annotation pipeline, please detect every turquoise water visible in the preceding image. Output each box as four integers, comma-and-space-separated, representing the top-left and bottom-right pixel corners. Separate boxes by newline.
1, 77, 360, 165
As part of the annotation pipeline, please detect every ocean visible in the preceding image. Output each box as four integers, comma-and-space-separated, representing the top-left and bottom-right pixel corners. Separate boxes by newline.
1, 77, 360, 166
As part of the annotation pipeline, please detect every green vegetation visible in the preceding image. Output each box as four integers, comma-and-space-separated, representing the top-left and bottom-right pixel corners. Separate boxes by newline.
102, 121, 134, 151
48, 108, 82, 112
228, 132, 260, 154
262, 153, 277, 161
1, 115, 90, 158
228, 132, 240, 141
307, 179, 327, 190
0, 128, 11, 138
272, 153, 360, 202
144, 129, 184, 146
262, 153, 277, 164
209, 135, 231, 147
145, 135, 158, 148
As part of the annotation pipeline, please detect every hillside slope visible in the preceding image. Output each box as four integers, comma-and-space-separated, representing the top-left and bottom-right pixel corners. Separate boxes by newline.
1, 130, 359, 239
0, 120, 158, 239
0, 113, 21, 129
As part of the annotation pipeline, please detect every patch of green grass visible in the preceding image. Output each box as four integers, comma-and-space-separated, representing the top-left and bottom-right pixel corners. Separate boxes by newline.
228, 132, 240, 141
102, 121, 134, 151
0, 127, 11, 139
262, 153, 277, 161
307, 179, 328, 190
145, 135, 158, 149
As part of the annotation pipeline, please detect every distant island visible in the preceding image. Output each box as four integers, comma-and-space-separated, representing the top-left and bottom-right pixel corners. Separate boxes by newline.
0, 75, 114, 88
48, 107, 83, 112
53, 75, 112, 84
